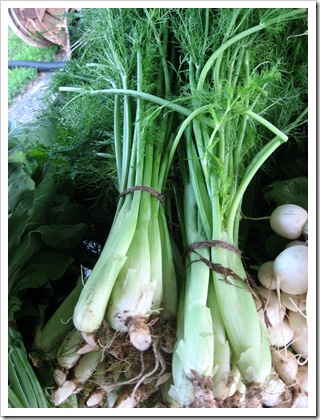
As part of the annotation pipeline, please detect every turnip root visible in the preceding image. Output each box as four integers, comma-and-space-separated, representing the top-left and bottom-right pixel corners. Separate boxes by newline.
258, 261, 277, 290
254, 286, 286, 328
273, 245, 308, 295
302, 222, 308, 239
270, 204, 308, 240
281, 292, 306, 313
267, 318, 294, 347
271, 347, 298, 386
288, 310, 307, 337
290, 332, 308, 360
261, 372, 286, 407
294, 365, 308, 408
295, 395, 308, 407
296, 365, 308, 394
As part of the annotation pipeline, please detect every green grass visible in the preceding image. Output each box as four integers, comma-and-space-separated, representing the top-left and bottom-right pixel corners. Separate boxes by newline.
8, 26, 59, 105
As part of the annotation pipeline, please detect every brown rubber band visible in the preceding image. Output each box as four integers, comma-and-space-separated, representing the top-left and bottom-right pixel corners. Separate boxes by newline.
117, 185, 165, 204
184, 240, 242, 257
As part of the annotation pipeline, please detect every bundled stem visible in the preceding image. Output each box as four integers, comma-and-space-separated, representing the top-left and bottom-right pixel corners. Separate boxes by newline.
62, 9, 179, 355
168, 7, 307, 407
23, 7, 307, 408
9, 327, 52, 408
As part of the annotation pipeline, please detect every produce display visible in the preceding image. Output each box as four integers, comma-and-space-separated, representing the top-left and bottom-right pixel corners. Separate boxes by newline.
255, 204, 308, 408
8, 7, 309, 411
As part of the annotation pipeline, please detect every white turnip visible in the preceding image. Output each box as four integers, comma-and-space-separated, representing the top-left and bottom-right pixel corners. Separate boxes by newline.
288, 310, 307, 337
281, 292, 306, 313
294, 364, 308, 407
271, 347, 299, 386
254, 286, 286, 328
267, 318, 294, 347
290, 332, 308, 360
270, 204, 308, 240
295, 395, 308, 407
296, 364, 308, 394
273, 245, 308, 295
258, 261, 277, 290
261, 373, 286, 407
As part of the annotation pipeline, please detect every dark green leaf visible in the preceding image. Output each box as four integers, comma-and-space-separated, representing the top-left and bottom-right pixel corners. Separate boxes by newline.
265, 234, 290, 260
8, 117, 58, 151
263, 177, 308, 210
48, 198, 87, 225
32, 223, 88, 249
8, 163, 35, 215
9, 231, 43, 276
8, 190, 35, 253
10, 222, 86, 276
24, 164, 57, 232
9, 296, 22, 322
14, 252, 74, 292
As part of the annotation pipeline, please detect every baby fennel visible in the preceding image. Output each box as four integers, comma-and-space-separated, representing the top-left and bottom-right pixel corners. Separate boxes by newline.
168, 7, 307, 407
70, 9, 178, 350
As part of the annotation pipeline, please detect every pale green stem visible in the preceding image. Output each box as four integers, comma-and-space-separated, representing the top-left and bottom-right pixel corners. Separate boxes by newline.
59, 87, 216, 129
161, 104, 212, 186
113, 95, 122, 188
226, 133, 287, 243
144, 9, 170, 98
197, 8, 306, 91
121, 75, 133, 192
244, 110, 288, 142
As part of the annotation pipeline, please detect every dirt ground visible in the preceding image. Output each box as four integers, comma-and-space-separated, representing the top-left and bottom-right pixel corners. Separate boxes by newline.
8, 71, 56, 123
8, 51, 67, 123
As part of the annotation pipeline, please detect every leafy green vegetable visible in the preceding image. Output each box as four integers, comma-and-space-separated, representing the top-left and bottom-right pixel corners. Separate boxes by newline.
8, 117, 58, 149
9, 156, 87, 296
263, 176, 308, 210
8, 117, 89, 408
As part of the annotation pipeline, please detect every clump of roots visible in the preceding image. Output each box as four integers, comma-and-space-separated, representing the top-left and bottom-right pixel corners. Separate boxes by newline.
186, 374, 263, 408
49, 317, 175, 407
188, 371, 218, 408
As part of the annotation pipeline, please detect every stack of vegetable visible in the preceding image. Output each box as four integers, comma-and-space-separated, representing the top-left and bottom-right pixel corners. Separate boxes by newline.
165, 8, 308, 408
254, 203, 308, 407
8, 118, 88, 408
32, 8, 180, 408
8, 7, 309, 409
